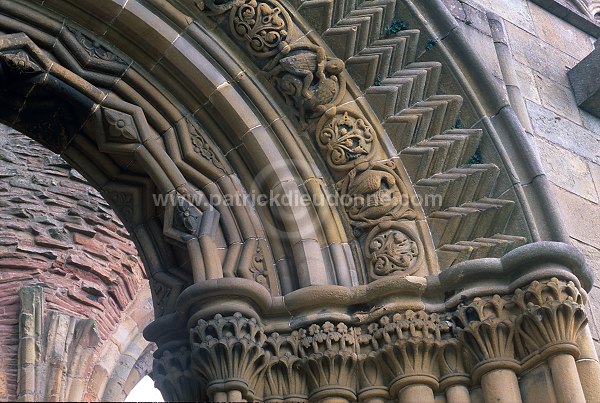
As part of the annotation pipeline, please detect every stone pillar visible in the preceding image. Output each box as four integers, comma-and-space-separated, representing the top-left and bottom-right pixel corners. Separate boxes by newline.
575, 325, 600, 402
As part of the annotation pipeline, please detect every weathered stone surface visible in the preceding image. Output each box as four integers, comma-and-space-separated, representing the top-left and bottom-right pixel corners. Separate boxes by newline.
529, 2, 595, 60
462, 0, 536, 33
591, 162, 600, 203
534, 137, 597, 201
572, 238, 600, 284
514, 61, 542, 104
506, 21, 579, 88
0, 127, 151, 400
534, 76, 583, 124
527, 100, 600, 163
552, 184, 600, 248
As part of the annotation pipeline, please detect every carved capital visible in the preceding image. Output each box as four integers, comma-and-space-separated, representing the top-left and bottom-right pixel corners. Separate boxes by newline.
453, 295, 519, 380
153, 343, 205, 401
263, 332, 307, 401
190, 312, 268, 400
515, 278, 587, 359
296, 322, 359, 400
437, 339, 470, 390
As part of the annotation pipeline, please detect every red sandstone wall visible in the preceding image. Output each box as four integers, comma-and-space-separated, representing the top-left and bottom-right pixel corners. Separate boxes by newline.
0, 126, 149, 400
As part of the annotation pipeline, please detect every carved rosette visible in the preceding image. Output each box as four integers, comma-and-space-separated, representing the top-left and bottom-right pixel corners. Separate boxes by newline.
316, 110, 375, 171
103, 108, 139, 143
337, 160, 416, 231
364, 222, 423, 280
514, 278, 587, 359
190, 312, 268, 400
230, 0, 291, 58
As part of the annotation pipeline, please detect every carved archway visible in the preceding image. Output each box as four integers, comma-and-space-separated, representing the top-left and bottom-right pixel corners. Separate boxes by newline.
0, 0, 598, 401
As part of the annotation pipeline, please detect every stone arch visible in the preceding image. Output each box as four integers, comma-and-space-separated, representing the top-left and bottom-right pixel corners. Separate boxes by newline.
0, 125, 158, 402
0, 0, 598, 401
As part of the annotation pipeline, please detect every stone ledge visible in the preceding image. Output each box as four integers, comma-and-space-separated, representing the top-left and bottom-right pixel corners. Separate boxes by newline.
569, 43, 600, 119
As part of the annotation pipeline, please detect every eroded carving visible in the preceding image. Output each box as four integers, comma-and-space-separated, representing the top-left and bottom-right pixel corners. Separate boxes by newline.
104, 191, 134, 223
249, 246, 269, 287
194, 0, 244, 15
187, 118, 226, 173
316, 110, 375, 171
337, 160, 415, 230
0, 51, 43, 75
268, 45, 346, 121
153, 345, 203, 401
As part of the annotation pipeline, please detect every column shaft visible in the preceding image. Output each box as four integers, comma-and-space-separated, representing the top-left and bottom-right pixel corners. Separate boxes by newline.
445, 384, 471, 403
576, 325, 600, 402
398, 384, 435, 403
480, 369, 521, 403
548, 354, 586, 403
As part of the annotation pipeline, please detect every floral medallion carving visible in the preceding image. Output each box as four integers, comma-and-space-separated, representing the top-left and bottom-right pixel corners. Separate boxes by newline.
316, 110, 375, 171
337, 160, 416, 231
365, 222, 423, 280
267, 44, 346, 121
230, 0, 291, 58
103, 108, 139, 143
174, 197, 204, 236
186, 118, 227, 173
